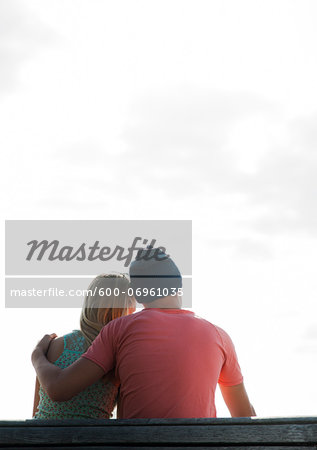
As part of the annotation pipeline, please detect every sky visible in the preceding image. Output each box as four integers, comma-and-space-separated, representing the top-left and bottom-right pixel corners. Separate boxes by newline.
1, 0, 317, 419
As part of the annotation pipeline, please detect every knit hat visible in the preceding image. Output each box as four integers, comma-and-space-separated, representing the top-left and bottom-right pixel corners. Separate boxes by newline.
129, 247, 182, 303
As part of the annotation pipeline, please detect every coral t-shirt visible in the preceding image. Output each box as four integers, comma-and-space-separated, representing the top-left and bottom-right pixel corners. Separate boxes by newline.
82, 308, 243, 418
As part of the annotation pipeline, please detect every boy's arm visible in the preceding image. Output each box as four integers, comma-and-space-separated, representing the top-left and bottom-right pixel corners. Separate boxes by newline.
219, 382, 256, 417
32, 334, 105, 401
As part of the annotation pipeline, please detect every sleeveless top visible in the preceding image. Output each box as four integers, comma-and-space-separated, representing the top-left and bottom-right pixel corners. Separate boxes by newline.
34, 330, 118, 419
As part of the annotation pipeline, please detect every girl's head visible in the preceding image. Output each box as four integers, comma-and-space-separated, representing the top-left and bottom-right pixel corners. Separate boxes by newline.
80, 273, 135, 346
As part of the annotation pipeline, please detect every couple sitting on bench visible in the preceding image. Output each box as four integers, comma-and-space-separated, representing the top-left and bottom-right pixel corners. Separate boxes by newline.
32, 247, 255, 419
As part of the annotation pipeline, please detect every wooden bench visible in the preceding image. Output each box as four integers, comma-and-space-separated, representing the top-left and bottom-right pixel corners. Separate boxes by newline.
1, 417, 317, 449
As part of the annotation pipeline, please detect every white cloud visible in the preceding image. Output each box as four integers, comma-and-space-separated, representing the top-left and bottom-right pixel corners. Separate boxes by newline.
239, 113, 317, 236
0, 0, 55, 95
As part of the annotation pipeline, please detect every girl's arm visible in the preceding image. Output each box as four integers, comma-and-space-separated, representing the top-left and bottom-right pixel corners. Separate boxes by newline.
32, 334, 106, 401
32, 377, 40, 417
32, 335, 64, 415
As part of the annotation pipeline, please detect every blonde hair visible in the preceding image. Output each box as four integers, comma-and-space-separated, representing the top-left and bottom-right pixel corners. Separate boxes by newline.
80, 273, 134, 347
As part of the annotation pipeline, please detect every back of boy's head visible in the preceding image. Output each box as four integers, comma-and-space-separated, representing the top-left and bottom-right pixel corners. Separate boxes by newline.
129, 247, 182, 304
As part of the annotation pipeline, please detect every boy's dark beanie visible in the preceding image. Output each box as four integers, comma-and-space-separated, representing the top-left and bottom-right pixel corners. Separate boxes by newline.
129, 247, 182, 303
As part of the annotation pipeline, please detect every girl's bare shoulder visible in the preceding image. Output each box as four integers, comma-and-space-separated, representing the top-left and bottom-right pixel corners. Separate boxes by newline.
46, 336, 64, 363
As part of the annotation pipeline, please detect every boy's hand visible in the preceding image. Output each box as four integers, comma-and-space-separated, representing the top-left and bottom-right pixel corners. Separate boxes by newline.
31, 334, 57, 365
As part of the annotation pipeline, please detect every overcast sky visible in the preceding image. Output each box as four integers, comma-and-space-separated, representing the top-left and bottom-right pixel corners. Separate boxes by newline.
1, 0, 317, 419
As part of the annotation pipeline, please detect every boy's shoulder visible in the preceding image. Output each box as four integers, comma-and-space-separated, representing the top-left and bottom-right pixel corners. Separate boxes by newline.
190, 313, 233, 341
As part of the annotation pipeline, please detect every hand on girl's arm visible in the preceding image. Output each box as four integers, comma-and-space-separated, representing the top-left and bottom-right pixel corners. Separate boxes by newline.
31, 334, 105, 402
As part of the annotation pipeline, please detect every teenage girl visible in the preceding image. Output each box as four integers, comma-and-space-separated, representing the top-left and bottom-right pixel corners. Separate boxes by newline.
33, 273, 135, 419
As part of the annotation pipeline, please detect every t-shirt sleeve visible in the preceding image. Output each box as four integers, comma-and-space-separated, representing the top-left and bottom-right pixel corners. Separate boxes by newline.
216, 326, 244, 387
82, 322, 116, 374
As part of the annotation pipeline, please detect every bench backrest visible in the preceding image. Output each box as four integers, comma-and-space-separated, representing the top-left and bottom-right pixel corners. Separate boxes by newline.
1, 417, 317, 448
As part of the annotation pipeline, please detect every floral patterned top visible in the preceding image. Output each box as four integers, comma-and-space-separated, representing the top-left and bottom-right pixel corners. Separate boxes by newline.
34, 330, 118, 419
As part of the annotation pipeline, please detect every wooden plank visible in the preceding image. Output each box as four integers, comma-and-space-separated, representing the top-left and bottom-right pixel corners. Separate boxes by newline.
0, 447, 316, 450
2, 417, 317, 427
2, 416, 317, 426
1, 423, 317, 446
1, 418, 317, 448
